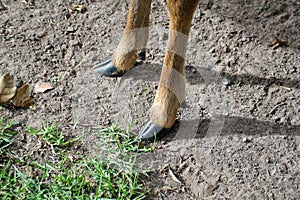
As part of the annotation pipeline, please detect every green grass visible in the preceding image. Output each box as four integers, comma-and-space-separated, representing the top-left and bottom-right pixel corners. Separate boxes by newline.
51, 76, 61, 85
0, 118, 17, 155
100, 124, 155, 153
26, 122, 79, 147
0, 118, 152, 200
140, 89, 149, 98
1, 159, 146, 199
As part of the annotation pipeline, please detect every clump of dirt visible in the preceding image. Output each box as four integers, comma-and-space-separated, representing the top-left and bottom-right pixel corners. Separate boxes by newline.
1, 0, 299, 198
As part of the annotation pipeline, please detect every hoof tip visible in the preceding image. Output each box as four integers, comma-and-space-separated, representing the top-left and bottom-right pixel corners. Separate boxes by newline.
93, 59, 123, 77
138, 118, 169, 142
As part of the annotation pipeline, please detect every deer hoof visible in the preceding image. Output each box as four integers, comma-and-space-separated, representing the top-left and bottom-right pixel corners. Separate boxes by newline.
138, 118, 169, 142
93, 59, 124, 77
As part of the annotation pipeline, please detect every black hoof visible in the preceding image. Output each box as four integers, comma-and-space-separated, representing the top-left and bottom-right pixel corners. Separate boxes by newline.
93, 59, 123, 77
138, 118, 169, 142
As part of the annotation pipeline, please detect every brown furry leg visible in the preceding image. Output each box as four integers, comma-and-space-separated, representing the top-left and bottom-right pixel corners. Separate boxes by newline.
112, 0, 152, 71
150, 0, 200, 128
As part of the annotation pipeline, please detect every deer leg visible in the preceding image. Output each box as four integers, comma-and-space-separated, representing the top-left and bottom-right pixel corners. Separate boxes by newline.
139, 0, 200, 142
94, 0, 152, 76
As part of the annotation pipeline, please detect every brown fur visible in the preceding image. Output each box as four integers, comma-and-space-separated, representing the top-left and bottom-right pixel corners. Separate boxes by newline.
113, 0, 200, 128
112, 0, 152, 71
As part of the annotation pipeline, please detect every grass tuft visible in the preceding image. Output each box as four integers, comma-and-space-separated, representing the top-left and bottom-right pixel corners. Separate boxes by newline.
0, 118, 17, 155
0, 119, 152, 199
100, 124, 155, 153
26, 123, 79, 147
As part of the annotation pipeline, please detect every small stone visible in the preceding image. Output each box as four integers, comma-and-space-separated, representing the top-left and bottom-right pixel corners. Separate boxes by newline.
291, 118, 299, 126
44, 44, 53, 50
223, 45, 230, 53
209, 47, 216, 54
268, 193, 274, 198
279, 117, 286, 123
215, 59, 221, 64
100, 30, 106, 36
181, 186, 186, 192
242, 137, 252, 143
281, 135, 287, 139
61, 44, 67, 50
69, 40, 78, 46
66, 26, 76, 33
222, 78, 231, 86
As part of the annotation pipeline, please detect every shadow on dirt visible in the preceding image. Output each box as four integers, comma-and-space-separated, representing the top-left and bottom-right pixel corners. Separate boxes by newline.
120, 63, 299, 89
197, 116, 300, 138
186, 65, 300, 89
221, 72, 300, 89
160, 116, 300, 143
117, 63, 299, 141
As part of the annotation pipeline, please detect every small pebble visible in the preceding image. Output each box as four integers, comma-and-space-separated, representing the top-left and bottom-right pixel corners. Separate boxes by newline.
242, 137, 252, 143
223, 45, 230, 53
67, 26, 76, 33
222, 78, 231, 86
281, 135, 287, 139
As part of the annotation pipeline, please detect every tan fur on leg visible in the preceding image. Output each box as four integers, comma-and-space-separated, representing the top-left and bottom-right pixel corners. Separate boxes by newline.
112, 0, 152, 71
150, 0, 200, 128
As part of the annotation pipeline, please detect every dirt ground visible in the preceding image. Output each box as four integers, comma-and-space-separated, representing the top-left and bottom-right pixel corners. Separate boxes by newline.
1, 0, 299, 199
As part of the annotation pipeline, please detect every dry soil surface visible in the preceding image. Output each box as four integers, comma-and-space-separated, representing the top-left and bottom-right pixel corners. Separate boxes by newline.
1, 0, 299, 199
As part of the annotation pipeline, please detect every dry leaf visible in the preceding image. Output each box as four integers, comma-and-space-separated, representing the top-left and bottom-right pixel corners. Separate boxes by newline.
34, 82, 53, 93
269, 38, 288, 50
165, 187, 179, 192
71, 3, 86, 13
0, 73, 17, 103
11, 84, 34, 108
168, 168, 182, 184
159, 163, 170, 173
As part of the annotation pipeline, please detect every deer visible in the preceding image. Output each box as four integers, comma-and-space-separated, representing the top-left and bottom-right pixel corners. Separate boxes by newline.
94, 0, 200, 142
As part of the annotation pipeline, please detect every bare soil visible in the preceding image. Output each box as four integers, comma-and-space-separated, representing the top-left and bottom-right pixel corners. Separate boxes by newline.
1, 0, 299, 199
